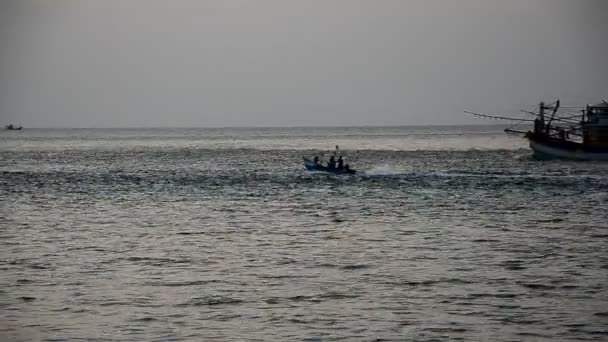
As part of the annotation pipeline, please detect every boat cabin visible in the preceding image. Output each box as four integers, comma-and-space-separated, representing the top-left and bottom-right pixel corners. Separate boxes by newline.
583, 103, 608, 147
584, 103, 608, 125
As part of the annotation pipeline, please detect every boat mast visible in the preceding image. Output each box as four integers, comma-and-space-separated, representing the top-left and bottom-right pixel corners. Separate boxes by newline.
535, 102, 546, 135
546, 99, 560, 134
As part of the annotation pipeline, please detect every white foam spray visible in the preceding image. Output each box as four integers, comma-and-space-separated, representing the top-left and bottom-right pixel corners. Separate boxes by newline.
364, 164, 406, 176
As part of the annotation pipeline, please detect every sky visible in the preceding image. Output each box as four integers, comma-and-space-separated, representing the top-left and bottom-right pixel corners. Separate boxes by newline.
1, 0, 607, 128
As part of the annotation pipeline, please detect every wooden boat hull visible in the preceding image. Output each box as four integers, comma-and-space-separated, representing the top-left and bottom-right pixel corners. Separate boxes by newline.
528, 134, 608, 161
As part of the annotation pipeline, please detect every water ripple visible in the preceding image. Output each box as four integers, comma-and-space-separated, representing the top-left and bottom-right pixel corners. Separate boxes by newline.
2, 128, 608, 341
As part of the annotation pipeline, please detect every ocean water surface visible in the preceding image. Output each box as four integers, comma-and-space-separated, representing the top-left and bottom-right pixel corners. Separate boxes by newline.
1, 126, 608, 341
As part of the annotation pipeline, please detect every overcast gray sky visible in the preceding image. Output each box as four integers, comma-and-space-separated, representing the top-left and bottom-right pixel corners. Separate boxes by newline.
1, 0, 607, 128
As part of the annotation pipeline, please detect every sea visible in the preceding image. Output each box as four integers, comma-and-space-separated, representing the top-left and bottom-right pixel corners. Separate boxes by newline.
1, 126, 607, 341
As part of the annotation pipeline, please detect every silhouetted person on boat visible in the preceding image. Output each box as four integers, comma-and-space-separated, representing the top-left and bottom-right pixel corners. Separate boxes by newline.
337, 156, 344, 170
328, 155, 336, 169
313, 156, 320, 165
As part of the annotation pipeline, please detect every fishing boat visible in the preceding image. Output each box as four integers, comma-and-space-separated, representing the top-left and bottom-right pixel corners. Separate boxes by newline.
303, 145, 357, 174
303, 158, 357, 174
5, 124, 23, 130
466, 99, 608, 160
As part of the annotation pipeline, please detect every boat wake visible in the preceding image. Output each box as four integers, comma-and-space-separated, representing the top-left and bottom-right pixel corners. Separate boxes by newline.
364, 164, 408, 176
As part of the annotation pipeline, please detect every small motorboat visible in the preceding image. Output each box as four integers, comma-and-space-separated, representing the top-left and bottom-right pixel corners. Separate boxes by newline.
303, 158, 357, 174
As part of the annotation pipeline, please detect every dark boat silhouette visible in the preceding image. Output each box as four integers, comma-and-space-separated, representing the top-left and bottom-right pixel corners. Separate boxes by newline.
303, 145, 357, 174
303, 158, 357, 174
5, 124, 23, 130
466, 99, 608, 160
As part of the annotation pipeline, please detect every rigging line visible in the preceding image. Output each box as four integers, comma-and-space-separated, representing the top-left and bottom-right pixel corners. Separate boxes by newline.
556, 113, 585, 120
464, 111, 535, 122
548, 114, 584, 121
521, 110, 538, 116
520, 110, 581, 123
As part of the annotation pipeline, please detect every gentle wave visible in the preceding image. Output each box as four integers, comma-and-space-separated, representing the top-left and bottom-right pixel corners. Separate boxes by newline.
2, 129, 607, 341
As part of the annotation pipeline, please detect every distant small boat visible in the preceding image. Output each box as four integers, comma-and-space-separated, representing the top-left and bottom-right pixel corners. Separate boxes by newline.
303, 158, 357, 174
5, 124, 23, 130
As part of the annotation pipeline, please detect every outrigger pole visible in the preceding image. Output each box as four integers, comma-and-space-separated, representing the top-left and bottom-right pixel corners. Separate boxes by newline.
464, 110, 535, 135
465, 107, 581, 125
464, 111, 535, 122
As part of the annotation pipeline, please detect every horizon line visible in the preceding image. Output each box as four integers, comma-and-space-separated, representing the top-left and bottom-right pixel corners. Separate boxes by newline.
6, 122, 516, 130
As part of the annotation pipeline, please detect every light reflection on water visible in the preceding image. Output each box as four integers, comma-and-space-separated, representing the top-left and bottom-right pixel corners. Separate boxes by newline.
1, 127, 607, 341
